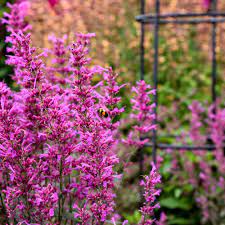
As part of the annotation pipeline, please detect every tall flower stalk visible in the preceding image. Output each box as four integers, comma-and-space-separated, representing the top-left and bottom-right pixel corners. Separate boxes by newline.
124, 80, 156, 148
139, 163, 161, 225
123, 80, 164, 224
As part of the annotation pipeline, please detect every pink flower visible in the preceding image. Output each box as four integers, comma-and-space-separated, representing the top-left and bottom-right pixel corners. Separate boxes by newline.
49, 208, 54, 217
48, 0, 59, 8
202, 0, 211, 9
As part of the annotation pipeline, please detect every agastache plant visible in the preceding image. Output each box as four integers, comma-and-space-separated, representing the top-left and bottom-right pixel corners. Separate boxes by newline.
172, 101, 225, 224
139, 163, 161, 225
1, 2, 67, 223
124, 80, 156, 148
122, 80, 164, 224
2, 1, 31, 33
190, 101, 225, 224
0, 2, 116, 224
68, 33, 122, 224
0, 1, 163, 225
47, 34, 71, 85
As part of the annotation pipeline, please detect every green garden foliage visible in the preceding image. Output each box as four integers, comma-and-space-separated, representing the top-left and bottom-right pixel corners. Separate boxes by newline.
0, 0, 14, 87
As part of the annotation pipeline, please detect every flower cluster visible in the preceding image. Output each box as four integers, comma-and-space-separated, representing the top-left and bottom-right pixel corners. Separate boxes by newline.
190, 102, 225, 224
2, 1, 31, 33
124, 80, 156, 148
139, 163, 161, 225
172, 101, 225, 224
121, 80, 164, 224
47, 34, 70, 84
67, 34, 122, 224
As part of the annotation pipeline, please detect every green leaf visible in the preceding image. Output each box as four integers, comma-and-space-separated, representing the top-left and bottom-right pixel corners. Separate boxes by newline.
174, 189, 182, 198
160, 197, 192, 210
123, 210, 141, 224
183, 183, 194, 193
168, 217, 196, 225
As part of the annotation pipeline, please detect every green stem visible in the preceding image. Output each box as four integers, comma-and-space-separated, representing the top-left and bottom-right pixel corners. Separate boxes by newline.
68, 174, 73, 225
0, 192, 9, 224
58, 158, 63, 224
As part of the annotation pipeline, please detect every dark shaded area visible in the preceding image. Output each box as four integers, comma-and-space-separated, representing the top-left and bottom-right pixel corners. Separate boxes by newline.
0, 0, 14, 87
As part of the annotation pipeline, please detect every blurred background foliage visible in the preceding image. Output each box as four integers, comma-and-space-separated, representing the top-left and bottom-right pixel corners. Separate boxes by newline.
0, 0, 225, 224
0, 0, 14, 86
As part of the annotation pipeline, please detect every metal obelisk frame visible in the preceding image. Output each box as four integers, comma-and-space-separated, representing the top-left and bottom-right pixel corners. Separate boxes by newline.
136, 0, 225, 165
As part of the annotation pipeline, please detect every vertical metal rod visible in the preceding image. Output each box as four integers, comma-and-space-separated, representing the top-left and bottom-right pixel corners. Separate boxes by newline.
138, 0, 145, 204
211, 0, 217, 107
140, 0, 145, 80
152, 0, 160, 164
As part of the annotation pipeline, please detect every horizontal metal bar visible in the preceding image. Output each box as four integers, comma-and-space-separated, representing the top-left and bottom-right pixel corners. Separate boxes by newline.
136, 17, 225, 24
147, 134, 225, 141
157, 134, 180, 138
136, 12, 225, 21
145, 143, 217, 151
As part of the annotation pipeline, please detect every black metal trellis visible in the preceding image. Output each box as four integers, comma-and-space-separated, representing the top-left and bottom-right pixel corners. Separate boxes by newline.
136, 0, 225, 165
